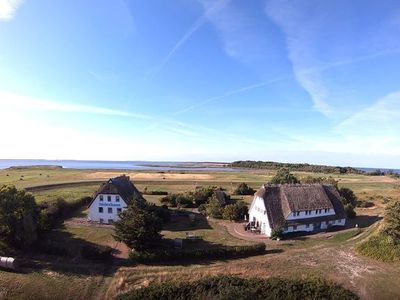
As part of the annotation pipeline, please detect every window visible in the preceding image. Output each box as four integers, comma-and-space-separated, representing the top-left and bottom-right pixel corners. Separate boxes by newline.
99, 218, 104, 223
98, 207, 103, 213
117, 208, 122, 213
293, 225, 297, 230
116, 195, 120, 202
107, 195, 111, 202
108, 207, 113, 214
296, 211, 300, 216
108, 219, 114, 224
306, 224, 310, 228
100, 195, 103, 201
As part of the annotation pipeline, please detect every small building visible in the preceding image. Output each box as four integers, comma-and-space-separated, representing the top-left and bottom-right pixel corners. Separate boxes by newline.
248, 184, 346, 236
88, 175, 144, 224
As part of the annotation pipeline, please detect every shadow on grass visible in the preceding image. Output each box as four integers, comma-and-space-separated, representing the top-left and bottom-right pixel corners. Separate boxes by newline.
18, 223, 116, 277
346, 215, 382, 228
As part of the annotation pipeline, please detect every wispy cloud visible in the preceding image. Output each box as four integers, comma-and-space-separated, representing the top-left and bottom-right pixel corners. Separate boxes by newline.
151, 0, 229, 76
173, 76, 288, 115
0, 91, 152, 120
0, 0, 23, 21
265, 0, 400, 118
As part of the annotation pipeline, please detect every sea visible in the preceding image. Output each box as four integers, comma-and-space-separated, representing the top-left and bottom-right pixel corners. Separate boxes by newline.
0, 159, 235, 172
0, 159, 399, 174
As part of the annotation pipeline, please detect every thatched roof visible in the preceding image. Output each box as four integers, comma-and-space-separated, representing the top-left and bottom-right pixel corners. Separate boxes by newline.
254, 184, 345, 228
214, 190, 228, 206
89, 175, 145, 207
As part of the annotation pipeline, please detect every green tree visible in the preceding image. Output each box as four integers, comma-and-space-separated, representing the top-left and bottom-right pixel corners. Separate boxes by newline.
113, 204, 162, 251
384, 200, 400, 240
222, 204, 240, 221
270, 226, 284, 240
269, 168, 300, 184
234, 183, 255, 195
339, 187, 357, 206
345, 204, 356, 219
206, 195, 223, 219
0, 185, 40, 249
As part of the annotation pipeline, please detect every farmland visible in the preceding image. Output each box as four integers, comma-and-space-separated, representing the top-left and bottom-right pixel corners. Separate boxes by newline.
0, 166, 399, 299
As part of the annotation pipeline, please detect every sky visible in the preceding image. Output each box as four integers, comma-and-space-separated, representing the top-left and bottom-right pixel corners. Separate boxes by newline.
0, 0, 399, 168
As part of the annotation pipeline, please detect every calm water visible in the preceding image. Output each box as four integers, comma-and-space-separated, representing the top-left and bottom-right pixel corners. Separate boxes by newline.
0, 159, 398, 174
0, 159, 236, 172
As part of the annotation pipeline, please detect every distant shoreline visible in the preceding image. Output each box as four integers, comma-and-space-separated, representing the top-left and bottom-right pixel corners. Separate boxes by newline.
0, 159, 399, 174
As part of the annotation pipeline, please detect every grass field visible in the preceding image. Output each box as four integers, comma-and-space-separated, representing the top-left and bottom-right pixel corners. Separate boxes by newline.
0, 166, 399, 299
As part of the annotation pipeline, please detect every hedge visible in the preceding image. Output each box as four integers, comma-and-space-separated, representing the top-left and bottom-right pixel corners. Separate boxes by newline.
81, 244, 113, 261
129, 243, 266, 263
116, 275, 358, 300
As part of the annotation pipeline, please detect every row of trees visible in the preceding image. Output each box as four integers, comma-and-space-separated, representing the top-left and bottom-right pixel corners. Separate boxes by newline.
229, 160, 363, 174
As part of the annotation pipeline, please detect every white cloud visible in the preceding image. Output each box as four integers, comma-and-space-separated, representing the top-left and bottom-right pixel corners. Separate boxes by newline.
265, 0, 400, 118
0, 91, 152, 120
0, 0, 23, 21
151, 0, 229, 76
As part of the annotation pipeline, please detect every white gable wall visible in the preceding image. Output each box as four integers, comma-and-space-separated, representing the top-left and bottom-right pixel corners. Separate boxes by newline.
248, 195, 272, 236
88, 193, 128, 223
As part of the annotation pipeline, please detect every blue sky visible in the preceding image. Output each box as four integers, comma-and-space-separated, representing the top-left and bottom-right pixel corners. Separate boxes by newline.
0, 0, 399, 168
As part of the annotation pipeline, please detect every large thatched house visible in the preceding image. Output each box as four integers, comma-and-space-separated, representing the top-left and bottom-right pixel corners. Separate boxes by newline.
248, 184, 346, 236
88, 175, 144, 224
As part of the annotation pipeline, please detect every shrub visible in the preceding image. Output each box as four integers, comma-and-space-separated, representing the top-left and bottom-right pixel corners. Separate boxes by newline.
356, 234, 400, 262
116, 275, 358, 300
234, 183, 255, 195
339, 187, 357, 206
269, 168, 300, 184
160, 194, 177, 207
81, 244, 113, 261
222, 201, 248, 221
206, 196, 223, 219
270, 227, 284, 240
384, 200, 400, 240
129, 243, 266, 263
187, 186, 221, 206
143, 188, 168, 195
0, 185, 40, 249
345, 204, 356, 219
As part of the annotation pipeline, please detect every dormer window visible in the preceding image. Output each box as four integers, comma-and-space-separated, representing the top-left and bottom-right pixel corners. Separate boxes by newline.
116, 195, 120, 202
100, 195, 103, 201
107, 195, 111, 202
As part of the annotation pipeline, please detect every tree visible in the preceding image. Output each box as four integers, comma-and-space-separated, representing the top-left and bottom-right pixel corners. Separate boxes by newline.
113, 204, 162, 251
384, 200, 400, 240
344, 204, 356, 219
222, 201, 249, 221
234, 183, 255, 195
0, 185, 40, 249
269, 168, 299, 184
206, 195, 223, 219
339, 187, 357, 206
270, 227, 284, 240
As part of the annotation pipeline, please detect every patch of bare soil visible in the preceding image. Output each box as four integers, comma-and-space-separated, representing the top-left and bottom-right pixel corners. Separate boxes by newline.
85, 172, 212, 181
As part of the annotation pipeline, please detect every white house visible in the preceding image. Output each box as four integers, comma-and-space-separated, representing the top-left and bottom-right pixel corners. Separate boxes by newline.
248, 184, 346, 236
88, 175, 144, 224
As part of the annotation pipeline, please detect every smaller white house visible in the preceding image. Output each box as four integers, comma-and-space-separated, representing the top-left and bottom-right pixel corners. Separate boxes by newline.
88, 175, 144, 224
248, 184, 346, 236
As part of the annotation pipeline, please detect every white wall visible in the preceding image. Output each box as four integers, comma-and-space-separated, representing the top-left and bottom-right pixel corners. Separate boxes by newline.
88, 193, 128, 223
286, 208, 335, 220
249, 196, 272, 236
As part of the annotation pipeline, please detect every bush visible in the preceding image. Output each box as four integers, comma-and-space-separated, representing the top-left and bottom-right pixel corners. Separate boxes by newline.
269, 168, 300, 184
270, 227, 284, 240
160, 194, 177, 207
356, 234, 400, 262
339, 187, 357, 206
116, 275, 358, 300
0, 185, 40, 249
345, 204, 356, 219
143, 188, 168, 195
206, 196, 223, 219
39, 196, 90, 231
129, 243, 266, 263
234, 183, 255, 195
187, 186, 221, 206
222, 201, 248, 221
81, 244, 113, 261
